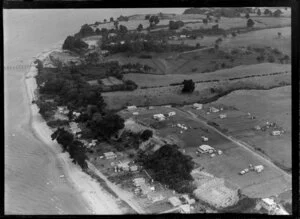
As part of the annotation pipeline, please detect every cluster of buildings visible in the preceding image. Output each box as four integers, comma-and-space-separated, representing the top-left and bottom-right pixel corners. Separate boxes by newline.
239, 164, 264, 175
253, 121, 284, 136
259, 198, 289, 215
153, 111, 176, 121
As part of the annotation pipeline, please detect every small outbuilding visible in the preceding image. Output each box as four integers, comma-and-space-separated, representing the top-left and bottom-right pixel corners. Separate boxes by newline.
103, 152, 117, 159
168, 196, 182, 207
198, 145, 215, 154
193, 103, 203, 109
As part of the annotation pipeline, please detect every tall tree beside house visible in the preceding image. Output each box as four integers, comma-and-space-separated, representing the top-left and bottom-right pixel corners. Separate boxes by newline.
245, 13, 250, 19
110, 17, 114, 22
182, 79, 195, 93
51, 128, 74, 152
257, 9, 261, 16
137, 24, 143, 32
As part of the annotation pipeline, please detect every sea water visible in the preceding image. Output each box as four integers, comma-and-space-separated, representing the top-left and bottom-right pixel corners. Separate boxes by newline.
4, 8, 185, 214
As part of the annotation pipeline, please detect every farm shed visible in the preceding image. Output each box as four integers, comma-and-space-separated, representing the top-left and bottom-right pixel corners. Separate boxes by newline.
193, 103, 203, 109
254, 165, 264, 173
103, 152, 117, 159
198, 145, 215, 154
168, 197, 182, 207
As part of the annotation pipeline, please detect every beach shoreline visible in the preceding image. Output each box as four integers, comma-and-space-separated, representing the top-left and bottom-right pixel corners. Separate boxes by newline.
24, 46, 125, 215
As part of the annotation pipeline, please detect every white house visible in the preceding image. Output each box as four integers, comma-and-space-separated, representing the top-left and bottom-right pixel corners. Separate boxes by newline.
130, 165, 138, 172
180, 35, 187, 39
168, 111, 176, 117
219, 114, 227, 119
271, 130, 281, 136
254, 165, 264, 173
193, 103, 203, 109
127, 105, 137, 110
120, 41, 125, 45
254, 125, 261, 130
153, 114, 165, 121
133, 112, 139, 115
147, 193, 164, 203
104, 152, 117, 159
198, 145, 215, 154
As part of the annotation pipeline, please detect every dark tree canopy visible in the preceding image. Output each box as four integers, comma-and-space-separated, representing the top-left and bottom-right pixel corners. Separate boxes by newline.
169, 20, 184, 30
137, 24, 143, 32
182, 79, 195, 93
257, 9, 261, 16
137, 144, 194, 192
140, 129, 153, 141
62, 36, 88, 53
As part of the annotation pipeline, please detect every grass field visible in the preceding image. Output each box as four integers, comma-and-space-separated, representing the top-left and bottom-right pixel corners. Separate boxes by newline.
168, 26, 291, 55
103, 71, 290, 111
210, 86, 291, 170
123, 63, 291, 87
121, 106, 291, 200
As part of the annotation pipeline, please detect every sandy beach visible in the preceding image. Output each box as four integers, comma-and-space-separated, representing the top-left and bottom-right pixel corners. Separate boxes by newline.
24, 47, 125, 215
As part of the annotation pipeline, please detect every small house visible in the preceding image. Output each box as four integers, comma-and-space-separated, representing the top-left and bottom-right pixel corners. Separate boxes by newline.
180, 35, 187, 39
109, 42, 116, 46
127, 105, 137, 111
104, 152, 117, 159
209, 107, 219, 113
130, 165, 138, 172
198, 144, 215, 154
120, 41, 125, 45
108, 33, 117, 39
168, 197, 182, 207
153, 114, 166, 121
271, 130, 281, 136
201, 136, 209, 142
219, 114, 227, 119
168, 111, 176, 117
193, 103, 203, 109
179, 204, 191, 213
133, 112, 139, 115
118, 160, 130, 171
73, 111, 81, 118
254, 165, 264, 173
133, 177, 146, 187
